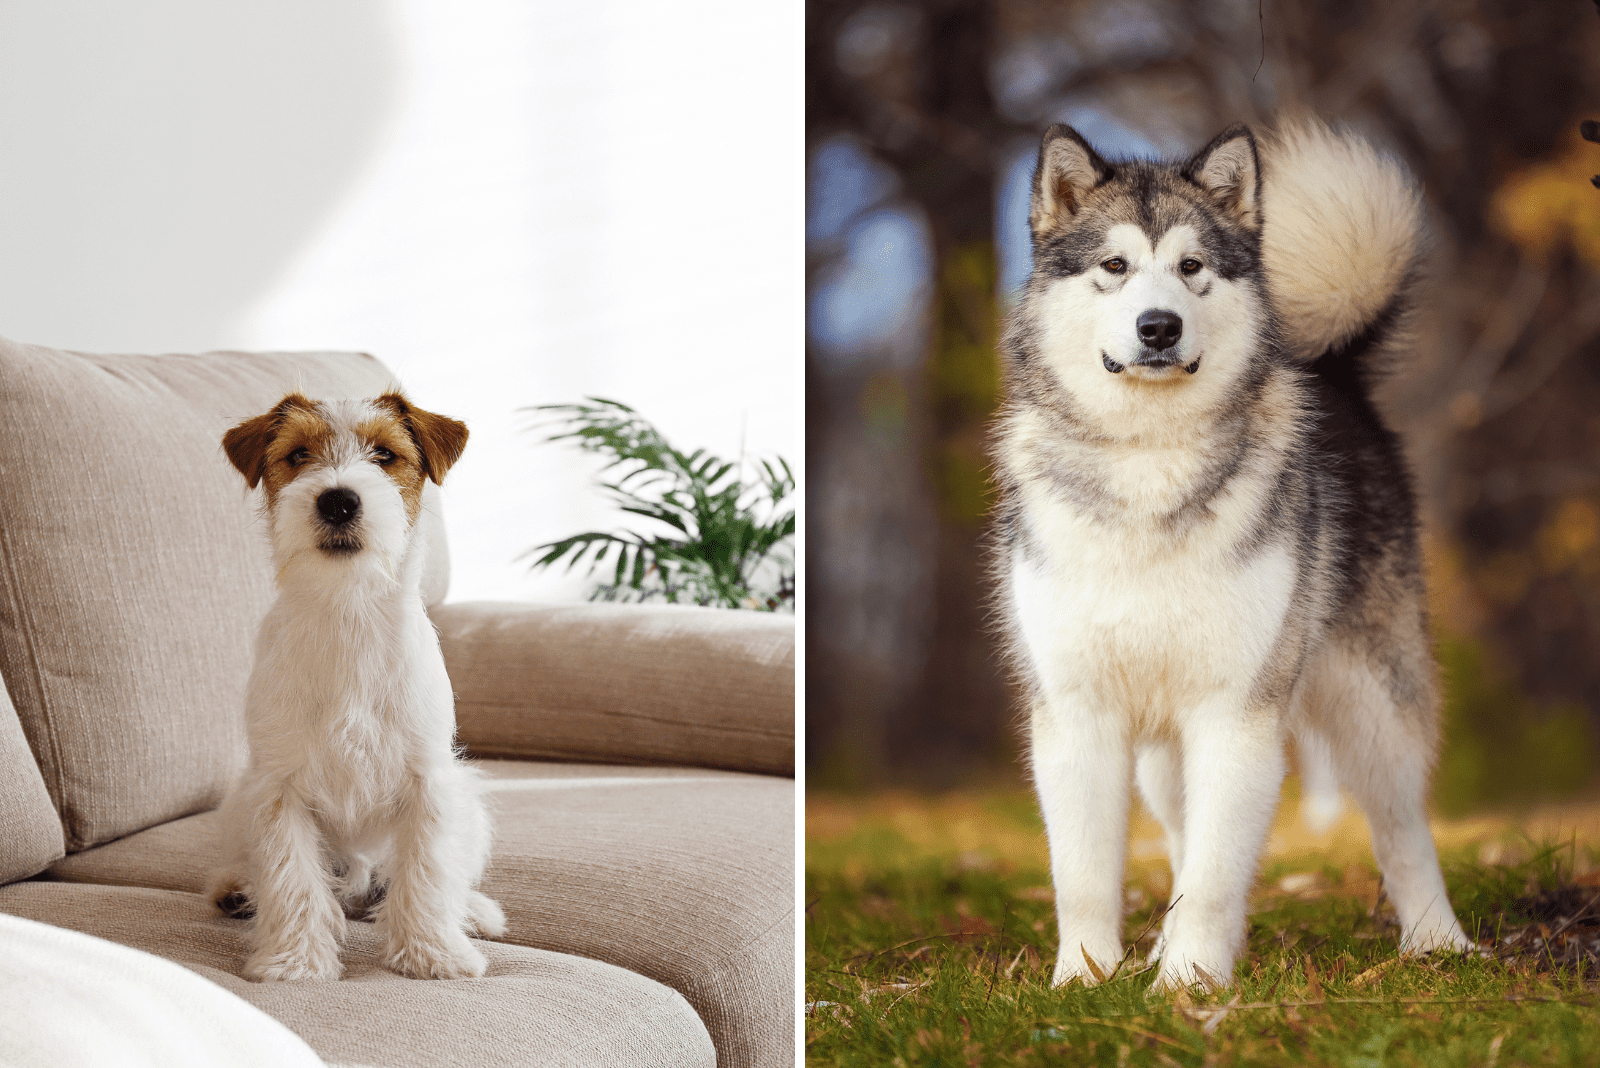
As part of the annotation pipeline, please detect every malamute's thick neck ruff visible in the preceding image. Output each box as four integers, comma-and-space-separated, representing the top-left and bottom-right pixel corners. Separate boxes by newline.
992, 120, 1471, 992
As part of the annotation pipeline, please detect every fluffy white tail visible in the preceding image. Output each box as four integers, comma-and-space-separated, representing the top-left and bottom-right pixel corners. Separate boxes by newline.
1260, 120, 1424, 361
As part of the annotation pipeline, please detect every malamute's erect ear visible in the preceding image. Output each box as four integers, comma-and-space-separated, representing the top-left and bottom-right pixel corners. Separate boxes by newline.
1184, 125, 1262, 230
1030, 125, 1114, 236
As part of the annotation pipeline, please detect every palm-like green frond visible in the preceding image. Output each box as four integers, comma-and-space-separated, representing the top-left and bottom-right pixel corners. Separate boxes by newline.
520, 398, 796, 610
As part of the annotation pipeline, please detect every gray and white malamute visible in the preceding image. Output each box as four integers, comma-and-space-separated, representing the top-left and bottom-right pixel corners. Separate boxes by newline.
992, 120, 1473, 991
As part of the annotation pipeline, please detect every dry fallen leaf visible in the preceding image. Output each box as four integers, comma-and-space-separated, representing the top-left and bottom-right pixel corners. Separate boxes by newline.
1349, 956, 1404, 989
1303, 955, 1324, 1000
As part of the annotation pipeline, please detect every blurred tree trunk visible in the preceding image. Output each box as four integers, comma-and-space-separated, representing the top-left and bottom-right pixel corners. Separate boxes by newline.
888, 2, 1014, 779
808, 0, 1018, 781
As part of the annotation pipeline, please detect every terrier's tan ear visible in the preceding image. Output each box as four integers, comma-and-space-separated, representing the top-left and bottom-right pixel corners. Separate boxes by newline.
1031, 125, 1115, 236
222, 394, 312, 489
377, 392, 468, 484
1185, 124, 1261, 230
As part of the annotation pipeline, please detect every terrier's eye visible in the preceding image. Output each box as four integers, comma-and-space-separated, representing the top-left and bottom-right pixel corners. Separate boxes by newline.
285, 448, 310, 467
1180, 258, 1203, 275
372, 446, 397, 465
1102, 258, 1126, 274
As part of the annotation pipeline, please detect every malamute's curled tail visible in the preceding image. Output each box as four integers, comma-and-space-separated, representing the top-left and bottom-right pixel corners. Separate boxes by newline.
1260, 120, 1424, 361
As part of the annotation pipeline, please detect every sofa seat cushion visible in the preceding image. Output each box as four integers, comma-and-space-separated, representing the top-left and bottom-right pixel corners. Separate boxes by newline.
0, 881, 715, 1068
0, 338, 450, 852
48, 760, 795, 1068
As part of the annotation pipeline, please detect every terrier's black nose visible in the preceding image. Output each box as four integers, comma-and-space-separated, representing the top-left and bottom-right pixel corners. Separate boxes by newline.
1137, 309, 1183, 351
317, 488, 361, 527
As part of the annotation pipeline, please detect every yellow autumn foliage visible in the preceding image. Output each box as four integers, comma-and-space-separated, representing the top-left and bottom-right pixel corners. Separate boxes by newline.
1491, 132, 1600, 263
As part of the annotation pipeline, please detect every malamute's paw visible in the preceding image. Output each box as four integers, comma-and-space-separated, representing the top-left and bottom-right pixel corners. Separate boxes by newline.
1400, 917, 1476, 956
387, 931, 487, 980
1050, 940, 1124, 986
465, 890, 507, 938
1150, 941, 1232, 993
244, 941, 343, 982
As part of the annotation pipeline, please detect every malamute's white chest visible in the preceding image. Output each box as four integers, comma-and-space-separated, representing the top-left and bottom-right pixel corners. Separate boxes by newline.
1008, 489, 1296, 725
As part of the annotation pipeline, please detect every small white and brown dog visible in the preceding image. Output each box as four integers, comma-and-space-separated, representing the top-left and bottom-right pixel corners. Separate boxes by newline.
206, 391, 506, 982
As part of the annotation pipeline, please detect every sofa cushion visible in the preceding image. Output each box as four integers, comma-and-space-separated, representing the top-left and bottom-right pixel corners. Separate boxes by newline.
0, 337, 448, 850
48, 759, 796, 1068
434, 601, 796, 776
0, 678, 64, 884
0, 881, 716, 1068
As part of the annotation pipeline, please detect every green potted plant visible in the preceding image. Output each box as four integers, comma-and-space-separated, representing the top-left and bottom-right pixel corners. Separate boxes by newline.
523, 398, 795, 611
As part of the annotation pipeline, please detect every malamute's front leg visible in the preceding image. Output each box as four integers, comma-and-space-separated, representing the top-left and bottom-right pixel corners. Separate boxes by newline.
1032, 695, 1133, 985
1154, 701, 1285, 991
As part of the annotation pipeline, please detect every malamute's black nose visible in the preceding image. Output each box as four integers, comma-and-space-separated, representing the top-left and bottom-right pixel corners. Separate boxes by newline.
1137, 309, 1183, 351
316, 487, 361, 526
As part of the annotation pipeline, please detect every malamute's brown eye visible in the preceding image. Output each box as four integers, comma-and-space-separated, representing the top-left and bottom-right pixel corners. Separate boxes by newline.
1180, 258, 1203, 275
372, 446, 396, 465
285, 447, 310, 467
1102, 258, 1126, 274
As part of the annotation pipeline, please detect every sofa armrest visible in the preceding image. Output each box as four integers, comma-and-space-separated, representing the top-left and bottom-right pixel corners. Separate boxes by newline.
431, 601, 794, 776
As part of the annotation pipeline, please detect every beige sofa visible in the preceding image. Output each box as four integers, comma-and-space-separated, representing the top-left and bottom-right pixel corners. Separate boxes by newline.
0, 338, 795, 1067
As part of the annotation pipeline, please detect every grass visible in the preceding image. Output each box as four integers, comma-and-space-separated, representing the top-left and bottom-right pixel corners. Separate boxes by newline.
806, 783, 1600, 1066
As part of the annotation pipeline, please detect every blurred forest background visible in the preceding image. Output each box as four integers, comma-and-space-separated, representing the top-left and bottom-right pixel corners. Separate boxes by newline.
806, 0, 1600, 811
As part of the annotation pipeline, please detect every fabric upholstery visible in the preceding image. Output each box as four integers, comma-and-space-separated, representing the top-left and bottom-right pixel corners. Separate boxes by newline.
0, 881, 716, 1068
0, 679, 64, 885
49, 760, 797, 1068
0, 337, 448, 850
0, 908, 326, 1068
433, 601, 796, 776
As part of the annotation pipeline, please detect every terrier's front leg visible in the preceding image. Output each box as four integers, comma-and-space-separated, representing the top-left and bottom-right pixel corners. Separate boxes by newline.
1153, 700, 1285, 991
376, 773, 486, 980
242, 788, 346, 981
1032, 695, 1133, 986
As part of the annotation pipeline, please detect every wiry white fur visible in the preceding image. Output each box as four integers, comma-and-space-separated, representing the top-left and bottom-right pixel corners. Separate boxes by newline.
1260, 119, 1424, 360
208, 398, 505, 982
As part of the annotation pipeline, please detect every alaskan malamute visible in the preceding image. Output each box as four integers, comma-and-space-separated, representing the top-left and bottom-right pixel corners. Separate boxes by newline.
992, 120, 1473, 990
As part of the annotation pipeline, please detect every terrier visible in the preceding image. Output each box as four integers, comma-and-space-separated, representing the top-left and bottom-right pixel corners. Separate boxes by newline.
207, 391, 506, 981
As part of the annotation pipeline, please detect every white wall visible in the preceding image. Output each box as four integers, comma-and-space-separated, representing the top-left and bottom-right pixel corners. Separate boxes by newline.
0, 0, 802, 604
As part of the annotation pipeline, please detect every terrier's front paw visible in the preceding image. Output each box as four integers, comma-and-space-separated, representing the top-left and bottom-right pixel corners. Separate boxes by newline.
244, 943, 343, 982
387, 932, 487, 980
